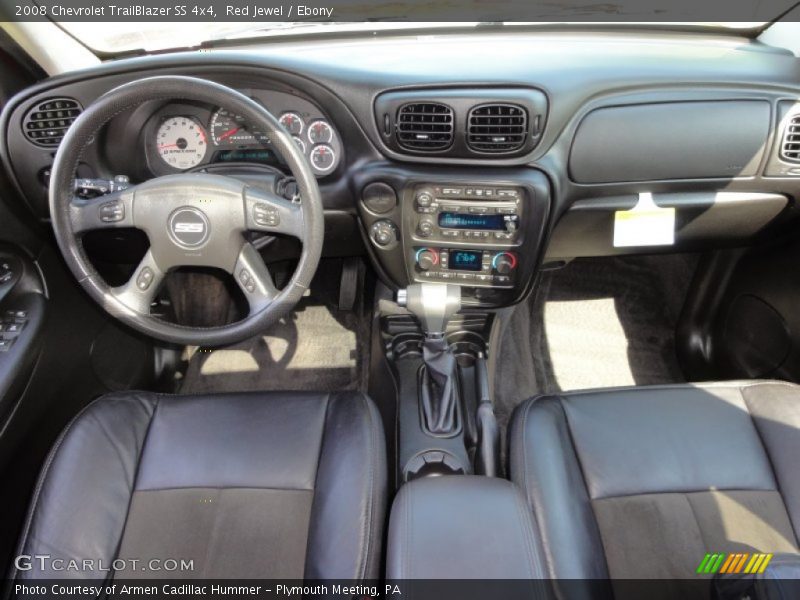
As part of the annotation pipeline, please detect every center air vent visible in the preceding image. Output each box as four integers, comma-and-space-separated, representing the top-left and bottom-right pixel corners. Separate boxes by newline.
467, 104, 528, 153
781, 113, 800, 163
396, 102, 454, 151
23, 98, 82, 147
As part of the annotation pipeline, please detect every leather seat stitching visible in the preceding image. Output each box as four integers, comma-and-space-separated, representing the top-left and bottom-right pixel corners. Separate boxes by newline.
739, 385, 800, 546
517, 397, 559, 578
406, 483, 412, 587
304, 392, 331, 578
358, 392, 377, 580
110, 393, 161, 575
512, 483, 541, 581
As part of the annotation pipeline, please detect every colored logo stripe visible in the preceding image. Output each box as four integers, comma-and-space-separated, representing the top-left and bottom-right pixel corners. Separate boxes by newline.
696, 553, 773, 574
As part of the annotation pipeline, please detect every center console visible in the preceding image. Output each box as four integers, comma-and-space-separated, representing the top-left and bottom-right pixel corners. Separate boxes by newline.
354, 165, 550, 307
359, 166, 552, 588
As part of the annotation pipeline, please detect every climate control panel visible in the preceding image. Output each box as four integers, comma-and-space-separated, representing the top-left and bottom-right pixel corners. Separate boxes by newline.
355, 166, 550, 307
412, 247, 518, 288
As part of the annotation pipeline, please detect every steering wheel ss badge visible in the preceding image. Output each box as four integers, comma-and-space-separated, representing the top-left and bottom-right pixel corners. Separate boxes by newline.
168, 206, 211, 248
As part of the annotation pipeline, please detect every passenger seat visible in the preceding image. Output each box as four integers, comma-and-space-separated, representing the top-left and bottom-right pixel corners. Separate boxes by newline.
509, 381, 800, 584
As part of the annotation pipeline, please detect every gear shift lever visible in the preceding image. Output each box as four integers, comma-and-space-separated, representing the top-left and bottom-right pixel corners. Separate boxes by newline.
397, 284, 461, 337
398, 284, 462, 435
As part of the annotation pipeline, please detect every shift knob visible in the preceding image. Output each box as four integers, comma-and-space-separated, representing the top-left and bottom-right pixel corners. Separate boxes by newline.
397, 283, 461, 336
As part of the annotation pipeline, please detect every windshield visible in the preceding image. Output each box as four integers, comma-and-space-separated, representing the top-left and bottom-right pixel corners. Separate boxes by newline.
56, 20, 771, 55
55, 22, 481, 54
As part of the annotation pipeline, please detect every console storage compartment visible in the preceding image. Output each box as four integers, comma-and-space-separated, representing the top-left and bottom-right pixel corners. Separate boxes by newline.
387, 475, 546, 579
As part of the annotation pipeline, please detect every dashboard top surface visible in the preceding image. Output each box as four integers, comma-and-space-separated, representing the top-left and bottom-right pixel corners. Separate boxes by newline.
3, 29, 800, 220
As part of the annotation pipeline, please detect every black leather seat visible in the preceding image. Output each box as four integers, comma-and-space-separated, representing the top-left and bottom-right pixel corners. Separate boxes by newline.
11, 390, 386, 580
510, 381, 800, 588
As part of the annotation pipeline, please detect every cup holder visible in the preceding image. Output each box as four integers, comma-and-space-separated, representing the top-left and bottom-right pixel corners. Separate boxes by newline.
404, 449, 468, 482
389, 330, 486, 364
389, 332, 424, 359
447, 331, 486, 367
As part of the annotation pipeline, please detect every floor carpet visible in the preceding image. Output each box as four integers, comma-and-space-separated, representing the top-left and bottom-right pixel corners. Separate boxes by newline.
179, 297, 369, 394
494, 254, 697, 433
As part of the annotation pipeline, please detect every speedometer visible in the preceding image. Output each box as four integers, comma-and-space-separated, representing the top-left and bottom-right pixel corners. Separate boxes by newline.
156, 117, 207, 170
210, 108, 256, 146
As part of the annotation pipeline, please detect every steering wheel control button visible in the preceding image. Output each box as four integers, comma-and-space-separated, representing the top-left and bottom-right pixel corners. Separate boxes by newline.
136, 267, 155, 291
0, 338, 13, 352
253, 203, 280, 228
239, 268, 256, 293
98, 200, 125, 223
168, 207, 210, 248
0, 262, 14, 284
3, 321, 24, 335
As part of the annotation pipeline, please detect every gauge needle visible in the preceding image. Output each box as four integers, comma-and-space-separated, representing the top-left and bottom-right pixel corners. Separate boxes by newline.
158, 143, 178, 149
217, 127, 240, 142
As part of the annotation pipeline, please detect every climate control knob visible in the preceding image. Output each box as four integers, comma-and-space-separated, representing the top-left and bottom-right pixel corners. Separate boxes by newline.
492, 252, 517, 275
417, 217, 435, 238
416, 248, 439, 271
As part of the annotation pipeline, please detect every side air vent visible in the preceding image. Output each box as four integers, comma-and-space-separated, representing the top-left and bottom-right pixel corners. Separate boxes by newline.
396, 102, 454, 151
467, 103, 528, 153
23, 98, 82, 147
781, 113, 800, 162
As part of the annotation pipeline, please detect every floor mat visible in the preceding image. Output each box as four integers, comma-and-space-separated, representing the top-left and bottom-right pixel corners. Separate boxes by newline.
179, 298, 369, 394
494, 254, 697, 431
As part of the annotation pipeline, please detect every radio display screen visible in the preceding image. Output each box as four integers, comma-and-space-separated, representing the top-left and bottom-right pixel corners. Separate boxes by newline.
448, 250, 483, 271
438, 212, 507, 231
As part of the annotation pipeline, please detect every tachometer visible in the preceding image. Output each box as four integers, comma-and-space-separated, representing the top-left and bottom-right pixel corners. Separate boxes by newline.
156, 117, 207, 170
210, 108, 256, 146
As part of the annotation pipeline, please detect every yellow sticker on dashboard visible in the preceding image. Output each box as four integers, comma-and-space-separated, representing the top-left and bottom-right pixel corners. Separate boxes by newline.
613, 193, 676, 247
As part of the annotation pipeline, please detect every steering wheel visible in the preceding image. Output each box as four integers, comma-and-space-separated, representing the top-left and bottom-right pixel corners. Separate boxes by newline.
49, 76, 324, 346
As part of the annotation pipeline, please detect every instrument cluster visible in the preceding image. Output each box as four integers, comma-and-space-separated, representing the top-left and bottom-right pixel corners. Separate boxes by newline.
146, 90, 342, 177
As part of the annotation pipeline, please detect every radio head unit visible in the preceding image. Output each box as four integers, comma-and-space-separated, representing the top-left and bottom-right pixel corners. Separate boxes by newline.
410, 184, 523, 244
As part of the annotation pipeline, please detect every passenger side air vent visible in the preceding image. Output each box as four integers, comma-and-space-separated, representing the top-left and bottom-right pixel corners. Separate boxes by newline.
23, 98, 82, 147
781, 113, 800, 162
396, 102, 454, 151
467, 104, 528, 153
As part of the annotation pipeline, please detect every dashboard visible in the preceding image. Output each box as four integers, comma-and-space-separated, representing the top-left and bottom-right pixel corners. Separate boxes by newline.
3, 30, 800, 308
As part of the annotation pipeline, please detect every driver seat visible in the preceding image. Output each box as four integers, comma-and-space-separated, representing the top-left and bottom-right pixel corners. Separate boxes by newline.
10, 391, 386, 580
